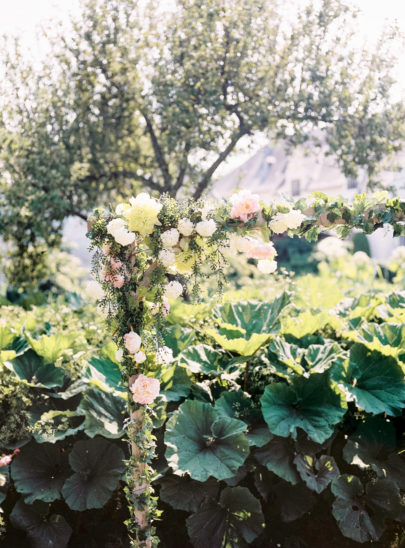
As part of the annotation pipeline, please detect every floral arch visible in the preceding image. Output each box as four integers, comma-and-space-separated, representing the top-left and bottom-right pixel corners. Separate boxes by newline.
87, 189, 405, 547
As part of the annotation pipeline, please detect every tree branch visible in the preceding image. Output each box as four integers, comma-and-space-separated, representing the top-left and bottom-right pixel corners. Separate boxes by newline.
192, 129, 248, 200
172, 142, 191, 195
140, 109, 172, 192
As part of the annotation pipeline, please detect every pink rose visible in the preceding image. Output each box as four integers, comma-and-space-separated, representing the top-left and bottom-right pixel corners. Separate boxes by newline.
247, 242, 276, 260
230, 190, 261, 223
0, 454, 13, 467
101, 265, 125, 288
124, 331, 142, 354
131, 374, 160, 405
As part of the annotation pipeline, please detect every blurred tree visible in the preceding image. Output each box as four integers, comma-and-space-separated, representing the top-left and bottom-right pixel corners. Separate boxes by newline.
0, 0, 404, 286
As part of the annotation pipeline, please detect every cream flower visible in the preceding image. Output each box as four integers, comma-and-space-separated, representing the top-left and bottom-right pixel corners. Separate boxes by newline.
247, 242, 277, 260
159, 249, 176, 268
131, 374, 160, 405
113, 228, 136, 246
107, 218, 126, 237
257, 259, 277, 274
230, 189, 261, 222
156, 346, 174, 365
123, 192, 162, 236
161, 228, 180, 247
196, 219, 217, 237
164, 281, 183, 299
283, 209, 306, 229
235, 236, 260, 253
134, 350, 147, 364
269, 213, 289, 234
86, 280, 105, 300
124, 331, 142, 354
178, 218, 194, 236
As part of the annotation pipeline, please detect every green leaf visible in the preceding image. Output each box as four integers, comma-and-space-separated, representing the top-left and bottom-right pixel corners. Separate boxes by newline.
162, 325, 195, 357
160, 363, 191, 401
178, 344, 229, 375
282, 311, 343, 339
255, 437, 299, 485
10, 499, 72, 548
165, 400, 249, 481
5, 349, 65, 388
77, 388, 126, 438
62, 438, 125, 511
11, 442, 70, 504
27, 333, 76, 364
331, 343, 405, 415
294, 454, 339, 493
305, 343, 342, 373
347, 322, 405, 359
186, 486, 264, 547
86, 356, 124, 392
260, 373, 346, 443
343, 416, 405, 488
331, 475, 402, 543
206, 328, 270, 356
32, 410, 85, 443
267, 339, 305, 376
159, 475, 219, 512
215, 390, 261, 424
0, 326, 15, 350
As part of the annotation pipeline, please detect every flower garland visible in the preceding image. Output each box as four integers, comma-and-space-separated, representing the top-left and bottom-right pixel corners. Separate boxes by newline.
87, 189, 405, 546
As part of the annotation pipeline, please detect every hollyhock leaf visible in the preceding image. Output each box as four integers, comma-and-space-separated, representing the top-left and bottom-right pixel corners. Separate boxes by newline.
294, 454, 339, 493
10, 499, 72, 548
165, 400, 249, 481
186, 486, 264, 548
260, 373, 346, 443
77, 388, 126, 438
159, 475, 219, 512
5, 349, 65, 388
11, 442, 69, 503
331, 343, 405, 415
62, 438, 125, 511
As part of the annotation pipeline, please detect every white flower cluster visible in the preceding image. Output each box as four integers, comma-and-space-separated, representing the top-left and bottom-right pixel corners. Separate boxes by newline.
156, 346, 174, 365
106, 218, 135, 246
317, 237, 347, 259
257, 259, 277, 274
164, 280, 183, 299
196, 219, 217, 237
161, 228, 180, 247
178, 218, 194, 236
159, 249, 176, 268
269, 209, 306, 234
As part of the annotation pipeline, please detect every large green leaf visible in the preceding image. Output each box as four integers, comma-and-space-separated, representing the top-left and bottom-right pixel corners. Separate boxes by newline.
62, 438, 125, 511
77, 388, 126, 438
282, 311, 343, 339
215, 390, 261, 424
165, 400, 249, 481
0, 326, 15, 350
10, 499, 72, 548
160, 363, 191, 401
304, 343, 342, 373
260, 373, 346, 443
331, 475, 402, 543
159, 475, 219, 512
331, 343, 405, 415
32, 410, 85, 444
11, 442, 70, 504
161, 325, 195, 357
294, 454, 339, 493
343, 416, 405, 488
178, 344, 230, 375
186, 486, 264, 548
213, 294, 290, 337
27, 333, 76, 364
5, 350, 65, 388
206, 328, 270, 356
267, 339, 305, 376
86, 356, 124, 392
255, 437, 299, 485
346, 322, 405, 359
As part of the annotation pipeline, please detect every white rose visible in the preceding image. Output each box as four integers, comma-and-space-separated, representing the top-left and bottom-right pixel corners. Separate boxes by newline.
124, 331, 142, 354
115, 349, 124, 362
159, 249, 176, 267
269, 213, 289, 234
257, 259, 277, 274
235, 236, 260, 253
86, 280, 105, 300
164, 280, 183, 299
283, 209, 306, 230
200, 202, 214, 220
178, 218, 194, 236
107, 218, 126, 237
113, 228, 136, 246
156, 346, 174, 365
196, 219, 217, 237
179, 237, 189, 250
134, 350, 147, 364
161, 228, 180, 247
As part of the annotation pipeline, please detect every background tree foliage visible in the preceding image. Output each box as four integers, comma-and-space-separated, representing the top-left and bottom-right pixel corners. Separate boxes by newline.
0, 0, 404, 286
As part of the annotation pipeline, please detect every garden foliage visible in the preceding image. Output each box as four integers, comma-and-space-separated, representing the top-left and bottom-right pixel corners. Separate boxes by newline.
1, 251, 404, 547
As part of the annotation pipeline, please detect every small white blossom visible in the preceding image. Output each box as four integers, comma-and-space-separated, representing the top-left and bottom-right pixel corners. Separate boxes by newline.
159, 249, 176, 267
178, 218, 194, 236
235, 236, 260, 253
283, 209, 306, 229
113, 228, 136, 246
124, 331, 142, 354
156, 346, 174, 365
0, 474, 6, 487
196, 219, 217, 237
179, 237, 189, 250
134, 350, 147, 364
164, 280, 183, 299
107, 218, 126, 237
317, 237, 347, 258
115, 349, 124, 362
269, 213, 289, 234
161, 228, 180, 247
86, 280, 105, 300
257, 259, 277, 274
115, 203, 126, 215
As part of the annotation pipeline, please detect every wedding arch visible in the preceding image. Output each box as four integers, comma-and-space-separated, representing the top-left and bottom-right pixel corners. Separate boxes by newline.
87, 189, 405, 547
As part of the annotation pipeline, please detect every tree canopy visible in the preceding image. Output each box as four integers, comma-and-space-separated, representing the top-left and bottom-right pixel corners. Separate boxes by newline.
0, 0, 404, 285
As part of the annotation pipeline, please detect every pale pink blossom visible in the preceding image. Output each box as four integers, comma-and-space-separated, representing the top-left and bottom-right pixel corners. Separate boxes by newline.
247, 243, 277, 260
0, 455, 13, 467
101, 264, 125, 288
131, 374, 160, 405
230, 190, 261, 222
124, 331, 142, 354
